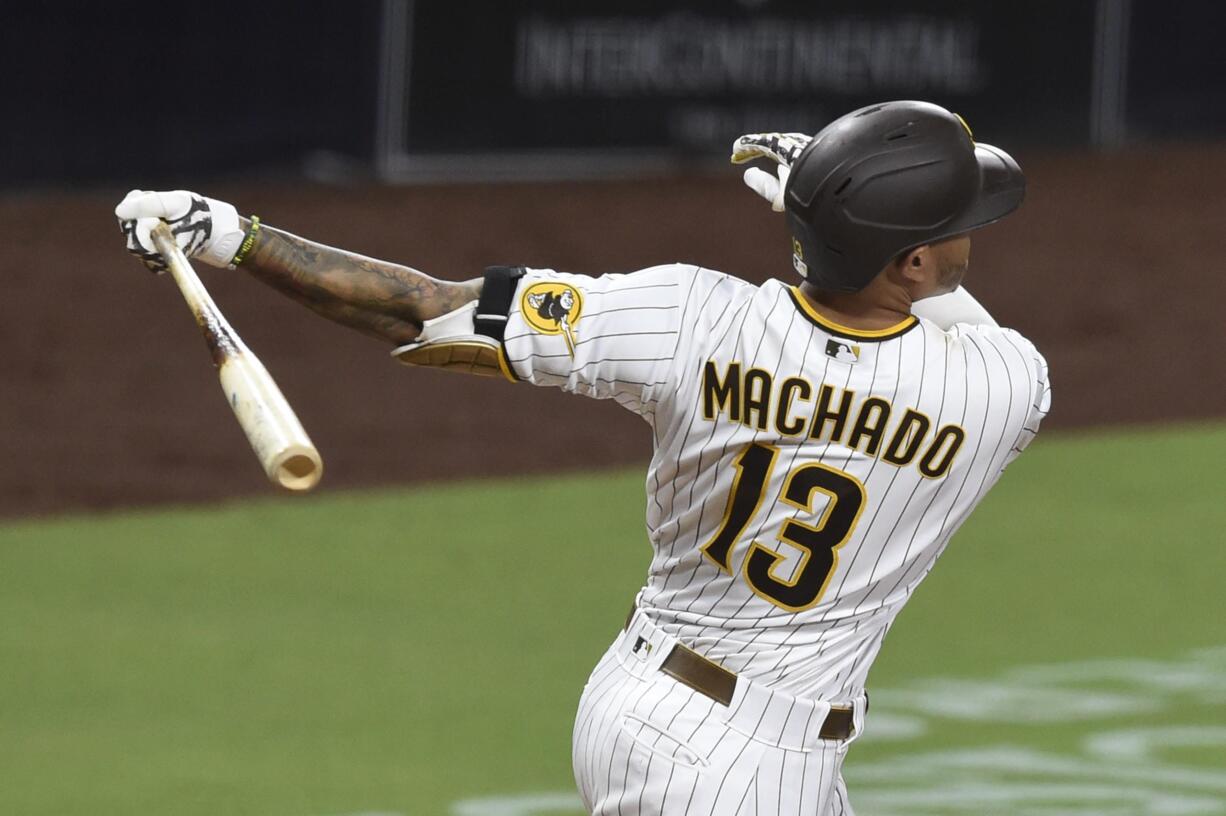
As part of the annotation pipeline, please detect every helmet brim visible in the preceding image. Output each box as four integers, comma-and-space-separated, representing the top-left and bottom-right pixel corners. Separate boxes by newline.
944, 142, 1026, 235
884, 142, 1025, 265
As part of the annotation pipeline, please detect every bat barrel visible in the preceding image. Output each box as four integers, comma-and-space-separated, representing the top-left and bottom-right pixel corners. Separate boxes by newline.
149, 222, 323, 492
217, 355, 323, 491
276, 451, 321, 490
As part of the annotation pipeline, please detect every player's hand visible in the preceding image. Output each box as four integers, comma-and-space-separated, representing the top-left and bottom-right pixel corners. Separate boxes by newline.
730, 132, 811, 167
730, 132, 813, 213
115, 189, 244, 274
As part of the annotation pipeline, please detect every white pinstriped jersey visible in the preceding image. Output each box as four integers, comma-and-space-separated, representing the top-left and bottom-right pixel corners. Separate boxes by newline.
502, 264, 1050, 702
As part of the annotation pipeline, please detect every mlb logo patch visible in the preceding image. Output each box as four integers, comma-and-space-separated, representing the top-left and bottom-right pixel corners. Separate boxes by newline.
825, 339, 861, 363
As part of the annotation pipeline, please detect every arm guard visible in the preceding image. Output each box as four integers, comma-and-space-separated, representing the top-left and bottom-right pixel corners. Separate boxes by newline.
390, 266, 525, 381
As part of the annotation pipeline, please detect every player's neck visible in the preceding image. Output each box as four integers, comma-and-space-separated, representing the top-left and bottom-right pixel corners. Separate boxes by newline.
797, 281, 913, 331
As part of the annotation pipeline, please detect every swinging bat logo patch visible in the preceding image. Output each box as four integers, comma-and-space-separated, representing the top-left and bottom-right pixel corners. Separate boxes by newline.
522, 282, 583, 357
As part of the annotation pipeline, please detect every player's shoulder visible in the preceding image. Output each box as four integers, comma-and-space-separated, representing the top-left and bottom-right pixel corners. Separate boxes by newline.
614, 264, 761, 311
931, 319, 1038, 353
624, 263, 755, 291
930, 319, 1050, 383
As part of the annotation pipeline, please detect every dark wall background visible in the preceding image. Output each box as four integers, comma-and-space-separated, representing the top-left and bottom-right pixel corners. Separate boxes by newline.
2, 1, 1223, 189
1, 3, 380, 188
1127, 1, 1226, 139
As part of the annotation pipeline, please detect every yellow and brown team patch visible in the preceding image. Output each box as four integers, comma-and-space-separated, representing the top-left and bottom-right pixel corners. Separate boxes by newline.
521, 281, 583, 356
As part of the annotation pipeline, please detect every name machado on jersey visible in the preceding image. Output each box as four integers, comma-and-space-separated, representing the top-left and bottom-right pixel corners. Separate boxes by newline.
701, 360, 966, 480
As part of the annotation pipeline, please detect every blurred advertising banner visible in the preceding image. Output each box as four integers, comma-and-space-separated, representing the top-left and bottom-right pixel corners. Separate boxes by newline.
6, 1, 1218, 189
377, 0, 1098, 180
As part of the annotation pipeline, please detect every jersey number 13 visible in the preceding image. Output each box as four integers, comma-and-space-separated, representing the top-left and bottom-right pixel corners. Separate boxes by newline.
701, 443, 866, 612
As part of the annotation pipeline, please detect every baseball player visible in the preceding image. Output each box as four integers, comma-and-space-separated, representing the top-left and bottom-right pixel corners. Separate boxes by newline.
116, 100, 1050, 814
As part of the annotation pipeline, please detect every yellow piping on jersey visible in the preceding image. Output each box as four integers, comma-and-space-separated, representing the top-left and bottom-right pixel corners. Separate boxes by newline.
789, 287, 917, 340
497, 343, 519, 383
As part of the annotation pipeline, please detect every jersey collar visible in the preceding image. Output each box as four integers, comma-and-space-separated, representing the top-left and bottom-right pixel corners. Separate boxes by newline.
788, 286, 918, 342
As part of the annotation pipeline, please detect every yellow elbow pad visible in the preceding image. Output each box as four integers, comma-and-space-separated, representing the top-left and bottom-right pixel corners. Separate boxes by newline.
391, 301, 517, 382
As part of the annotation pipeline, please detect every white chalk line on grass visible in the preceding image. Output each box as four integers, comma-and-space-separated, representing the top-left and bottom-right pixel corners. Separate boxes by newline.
450, 793, 585, 816
447, 645, 1226, 816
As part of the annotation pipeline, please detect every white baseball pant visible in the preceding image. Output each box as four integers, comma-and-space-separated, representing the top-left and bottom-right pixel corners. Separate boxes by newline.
572, 609, 865, 815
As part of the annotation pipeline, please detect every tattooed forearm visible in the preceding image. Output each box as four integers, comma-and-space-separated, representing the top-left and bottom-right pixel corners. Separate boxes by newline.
235, 218, 482, 345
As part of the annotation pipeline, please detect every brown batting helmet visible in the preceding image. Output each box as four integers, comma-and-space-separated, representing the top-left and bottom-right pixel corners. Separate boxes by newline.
784, 100, 1026, 292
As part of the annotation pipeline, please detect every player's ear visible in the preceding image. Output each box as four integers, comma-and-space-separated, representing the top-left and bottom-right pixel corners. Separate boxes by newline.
891, 246, 930, 286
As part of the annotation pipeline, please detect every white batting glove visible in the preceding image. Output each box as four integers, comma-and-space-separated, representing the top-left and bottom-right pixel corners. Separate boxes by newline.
740, 165, 791, 212
730, 132, 812, 167
115, 189, 244, 274
730, 132, 813, 212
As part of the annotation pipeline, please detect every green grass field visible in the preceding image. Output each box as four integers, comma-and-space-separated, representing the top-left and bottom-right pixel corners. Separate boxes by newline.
2, 423, 1224, 816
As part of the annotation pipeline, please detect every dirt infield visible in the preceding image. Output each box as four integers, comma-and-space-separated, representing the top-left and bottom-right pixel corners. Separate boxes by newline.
3, 144, 1223, 517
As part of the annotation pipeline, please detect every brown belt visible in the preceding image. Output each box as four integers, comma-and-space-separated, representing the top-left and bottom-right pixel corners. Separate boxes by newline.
623, 603, 855, 741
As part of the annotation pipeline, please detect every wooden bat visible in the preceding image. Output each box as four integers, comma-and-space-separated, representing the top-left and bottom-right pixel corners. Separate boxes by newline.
150, 222, 323, 492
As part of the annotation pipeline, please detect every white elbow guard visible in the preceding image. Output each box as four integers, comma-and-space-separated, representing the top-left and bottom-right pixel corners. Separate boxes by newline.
390, 266, 525, 381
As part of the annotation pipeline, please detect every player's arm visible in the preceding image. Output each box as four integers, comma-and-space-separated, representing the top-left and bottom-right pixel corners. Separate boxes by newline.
495, 265, 703, 415
115, 189, 480, 346
236, 218, 480, 345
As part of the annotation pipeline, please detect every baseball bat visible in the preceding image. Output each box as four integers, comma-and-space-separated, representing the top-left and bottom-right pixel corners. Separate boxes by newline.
150, 222, 323, 492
